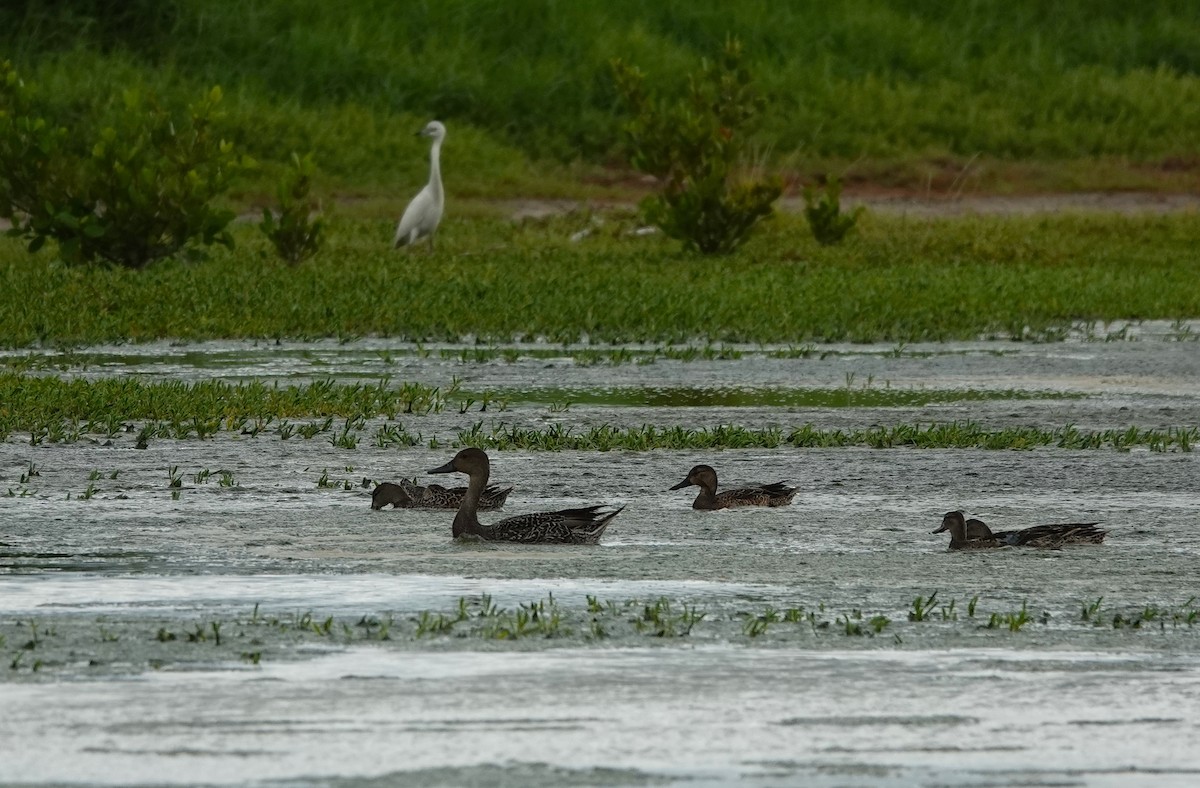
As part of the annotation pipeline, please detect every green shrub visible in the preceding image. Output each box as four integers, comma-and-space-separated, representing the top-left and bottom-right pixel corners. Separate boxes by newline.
803, 177, 863, 245
260, 152, 324, 265
612, 37, 781, 255
0, 62, 249, 268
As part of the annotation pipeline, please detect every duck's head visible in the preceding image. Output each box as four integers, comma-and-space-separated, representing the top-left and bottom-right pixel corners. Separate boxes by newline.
670, 464, 717, 492
429, 447, 488, 477
371, 482, 412, 510
931, 510, 966, 534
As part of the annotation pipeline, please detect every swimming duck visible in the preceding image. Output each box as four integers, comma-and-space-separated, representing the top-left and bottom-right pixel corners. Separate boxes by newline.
371, 478, 511, 510
427, 448, 622, 544
933, 510, 1106, 550
670, 464, 797, 510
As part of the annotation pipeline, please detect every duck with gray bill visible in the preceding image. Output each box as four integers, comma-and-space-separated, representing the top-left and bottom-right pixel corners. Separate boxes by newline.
670, 464, 797, 510
371, 478, 511, 510
933, 510, 1107, 550
428, 448, 622, 543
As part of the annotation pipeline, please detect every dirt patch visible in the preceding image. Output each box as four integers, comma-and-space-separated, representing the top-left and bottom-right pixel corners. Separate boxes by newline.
4, 191, 1196, 233
499, 191, 1200, 221
829, 190, 1200, 217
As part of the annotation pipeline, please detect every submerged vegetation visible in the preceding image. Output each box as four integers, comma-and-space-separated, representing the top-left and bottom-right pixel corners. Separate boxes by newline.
5, 593, 1198, 675
0, 374, 455, 428
454, 422, 1198, 453
0, 371, 1192, 453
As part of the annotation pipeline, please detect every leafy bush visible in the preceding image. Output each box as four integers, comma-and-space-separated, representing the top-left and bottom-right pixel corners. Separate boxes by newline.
0, 61, 249, 268
803, 177, 863, 245
260, 152, 324, 264
612, 37, 781, 255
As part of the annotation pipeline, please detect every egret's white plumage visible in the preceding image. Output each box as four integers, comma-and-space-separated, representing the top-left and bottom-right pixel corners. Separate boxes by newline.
393, 120, 446, 251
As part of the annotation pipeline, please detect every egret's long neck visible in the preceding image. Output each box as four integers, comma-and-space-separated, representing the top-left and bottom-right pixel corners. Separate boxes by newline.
452, 463, 486, 538
428, 139, 444, 201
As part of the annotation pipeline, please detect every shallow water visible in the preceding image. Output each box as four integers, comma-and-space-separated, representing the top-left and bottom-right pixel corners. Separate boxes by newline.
5, 646, 1200, 787
2, 330, 1199, 786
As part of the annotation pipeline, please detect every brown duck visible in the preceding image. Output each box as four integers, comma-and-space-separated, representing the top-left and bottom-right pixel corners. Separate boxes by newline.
670, 464, 797, 510
371, 478, 511, 510
933, 510, 1107, 550
428, 448, 622, 544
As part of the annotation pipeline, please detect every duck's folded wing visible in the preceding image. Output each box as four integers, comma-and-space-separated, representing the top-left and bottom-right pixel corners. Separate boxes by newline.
1010, 523, 1106, 547
760, 482, 798, 504
1042, 522, 1107, 543
720, 487, 772, 506
488, 506, 622, 544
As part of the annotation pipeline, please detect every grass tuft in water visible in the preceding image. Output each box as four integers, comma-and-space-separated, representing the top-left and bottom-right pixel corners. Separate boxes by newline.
908, 591, 939, 622
459, 421, 1200, 453
986, 601, 1034, 632
7, 593, 1200, 676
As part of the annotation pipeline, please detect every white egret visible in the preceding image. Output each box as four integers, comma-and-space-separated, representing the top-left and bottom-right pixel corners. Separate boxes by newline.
393, 120, 446, 251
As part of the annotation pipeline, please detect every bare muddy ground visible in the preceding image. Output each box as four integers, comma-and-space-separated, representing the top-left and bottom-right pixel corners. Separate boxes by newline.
505, 191, 1200, 221
2, 332, 1199, 786
5, 191, 1199, 233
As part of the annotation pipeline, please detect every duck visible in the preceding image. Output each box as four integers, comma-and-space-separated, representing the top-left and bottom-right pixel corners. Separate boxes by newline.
932, 511, 1002, 550
427, 448, 622, 543
371, 478, 511, 511
933, 510, 1106, 550
670, 464, 797, 510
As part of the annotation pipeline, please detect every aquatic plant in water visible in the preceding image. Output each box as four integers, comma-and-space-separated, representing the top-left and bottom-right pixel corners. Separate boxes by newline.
5, 593, 1198, 676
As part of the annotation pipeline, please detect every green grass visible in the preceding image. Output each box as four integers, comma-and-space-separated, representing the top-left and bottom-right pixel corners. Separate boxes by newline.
3, 1, 1200, 194
1, 374, 1191, 451
458, 422, 1197, 452
3, 212, 1199, 347
0, 374, 453, 440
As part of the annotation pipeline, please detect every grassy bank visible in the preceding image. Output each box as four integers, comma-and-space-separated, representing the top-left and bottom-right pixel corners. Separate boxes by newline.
2, 213, 1199, 347
3, 1, 1200, 194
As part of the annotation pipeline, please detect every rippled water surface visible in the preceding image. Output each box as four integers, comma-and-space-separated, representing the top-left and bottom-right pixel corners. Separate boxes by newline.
2, 329, 1199, 786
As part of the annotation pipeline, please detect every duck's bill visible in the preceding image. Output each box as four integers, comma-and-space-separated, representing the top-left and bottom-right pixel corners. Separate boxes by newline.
428, 460, 457, 474
669, 479, 692, 490
930, 522, 949, 534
